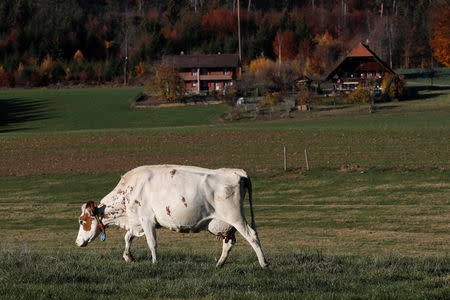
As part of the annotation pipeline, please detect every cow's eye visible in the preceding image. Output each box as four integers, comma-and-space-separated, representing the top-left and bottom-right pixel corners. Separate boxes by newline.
79, 220, 84, 225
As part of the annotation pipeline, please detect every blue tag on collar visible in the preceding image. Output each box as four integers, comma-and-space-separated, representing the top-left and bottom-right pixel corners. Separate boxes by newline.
101, 232, 106, 241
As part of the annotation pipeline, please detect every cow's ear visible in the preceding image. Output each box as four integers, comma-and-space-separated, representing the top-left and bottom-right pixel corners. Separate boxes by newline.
86, 200, 96, 216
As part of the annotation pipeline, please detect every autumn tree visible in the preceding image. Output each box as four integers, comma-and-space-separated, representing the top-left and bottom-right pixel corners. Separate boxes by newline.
146, 63, 183, 102
242, 56, 297, 94
242, 56, 274, 94
312, 31, 342, 71
388, 74, 406, 100
201, 8, 236, 38
248, 55, 273, 77
305, 54, 325, 80
273, 30, 298, 61
429, 3, 450, 67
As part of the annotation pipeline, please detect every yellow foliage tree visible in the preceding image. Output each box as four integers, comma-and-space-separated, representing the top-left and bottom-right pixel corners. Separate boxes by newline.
248, 55, 273, 77
315, 30, 335, 48
74, 49, 84, 63
429, 3, 450, 67
17, 62, 24, 75
146, 63, 183, 102
40, 54, 53, 73
388, 75, 406, 100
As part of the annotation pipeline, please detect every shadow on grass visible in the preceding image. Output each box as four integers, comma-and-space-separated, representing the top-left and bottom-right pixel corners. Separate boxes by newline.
373, 104, 400, 111
0, 98, 55, 133
318, 105, 352, 111
407, 85, 450, 101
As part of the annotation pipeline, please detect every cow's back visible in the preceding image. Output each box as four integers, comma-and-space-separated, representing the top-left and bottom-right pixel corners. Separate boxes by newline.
131, 165, 245, 231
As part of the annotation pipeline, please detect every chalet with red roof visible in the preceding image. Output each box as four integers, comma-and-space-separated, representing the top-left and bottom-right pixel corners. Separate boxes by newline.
326, 43, 395, 92
162, 54, 240, 94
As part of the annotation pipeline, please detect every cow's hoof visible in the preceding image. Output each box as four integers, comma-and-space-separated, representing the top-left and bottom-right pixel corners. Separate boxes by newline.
260, 261, 269, 268
123, 253, 134, 263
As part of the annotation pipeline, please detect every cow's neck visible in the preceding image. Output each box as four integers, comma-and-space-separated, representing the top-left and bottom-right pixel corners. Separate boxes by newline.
98, 191, 128, 227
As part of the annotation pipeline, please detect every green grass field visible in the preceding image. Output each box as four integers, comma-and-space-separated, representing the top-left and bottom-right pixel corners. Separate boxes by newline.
0, 84, 449, 299
0, 88, 229, 132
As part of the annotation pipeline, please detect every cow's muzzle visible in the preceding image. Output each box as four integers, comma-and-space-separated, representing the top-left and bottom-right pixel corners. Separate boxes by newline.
75, 240, 88, 247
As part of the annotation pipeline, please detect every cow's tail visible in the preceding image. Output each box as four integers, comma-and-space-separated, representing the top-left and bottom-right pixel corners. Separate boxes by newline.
242, 175, 257, 233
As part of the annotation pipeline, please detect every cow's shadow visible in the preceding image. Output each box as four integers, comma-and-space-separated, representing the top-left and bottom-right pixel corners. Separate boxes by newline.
0, 98, 54, 133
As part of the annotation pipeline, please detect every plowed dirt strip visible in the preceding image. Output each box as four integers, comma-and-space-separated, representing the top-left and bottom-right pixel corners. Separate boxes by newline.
0, 129, 448, 176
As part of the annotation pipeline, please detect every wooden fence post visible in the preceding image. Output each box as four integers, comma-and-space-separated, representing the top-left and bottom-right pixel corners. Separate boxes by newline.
283, 146, 287, 171
304, 148, 310, 170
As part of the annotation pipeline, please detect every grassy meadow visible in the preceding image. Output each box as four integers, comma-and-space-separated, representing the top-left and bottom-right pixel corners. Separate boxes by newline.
0, 83, 449, 299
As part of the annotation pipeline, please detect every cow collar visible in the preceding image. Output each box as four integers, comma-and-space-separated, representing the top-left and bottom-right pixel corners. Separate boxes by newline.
93, 206, 107, 241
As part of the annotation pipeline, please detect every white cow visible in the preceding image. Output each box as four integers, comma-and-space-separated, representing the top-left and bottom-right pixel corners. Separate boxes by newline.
76, 165, 268, 268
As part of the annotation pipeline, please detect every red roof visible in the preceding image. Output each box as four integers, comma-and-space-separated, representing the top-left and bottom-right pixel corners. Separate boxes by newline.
348, 43, 375, 57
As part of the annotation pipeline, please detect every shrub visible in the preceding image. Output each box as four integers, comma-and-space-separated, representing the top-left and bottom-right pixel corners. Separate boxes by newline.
48, 62, 66, 83
295, 89, 315, 107
260, 92, 280, 106
346, 86, 371, 105
0, 71, 15, 87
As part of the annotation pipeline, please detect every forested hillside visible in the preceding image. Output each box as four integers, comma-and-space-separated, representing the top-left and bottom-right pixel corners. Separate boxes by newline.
0, 0, 448, 86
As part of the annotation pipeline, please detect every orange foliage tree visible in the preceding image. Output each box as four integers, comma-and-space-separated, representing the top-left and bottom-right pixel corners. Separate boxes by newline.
306, 54, 325, 79
201, 8, 236, 38
272, 30, 298, 61
429, 3, 450, 67
135, 62, 145, 77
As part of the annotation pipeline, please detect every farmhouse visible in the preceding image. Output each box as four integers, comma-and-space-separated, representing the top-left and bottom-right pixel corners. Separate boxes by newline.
162, 53, 240, 94
326, 42, 395, 92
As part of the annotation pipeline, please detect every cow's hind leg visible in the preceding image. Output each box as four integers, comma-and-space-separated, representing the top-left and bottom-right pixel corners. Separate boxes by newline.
123, 230, 135, 262
141, 217, 158, 264
233, 221, 269, 268
216, 234, 236, 268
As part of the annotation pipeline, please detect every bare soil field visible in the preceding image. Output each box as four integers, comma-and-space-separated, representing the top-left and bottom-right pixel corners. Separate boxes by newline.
1, 128, 448, 176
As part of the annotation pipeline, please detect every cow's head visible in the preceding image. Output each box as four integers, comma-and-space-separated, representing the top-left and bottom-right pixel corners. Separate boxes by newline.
75, 201, 101, 247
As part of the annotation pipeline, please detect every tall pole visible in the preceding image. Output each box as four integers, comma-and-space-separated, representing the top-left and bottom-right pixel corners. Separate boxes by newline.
123, 2, 128, 86
124, 29, 128, 85
237, 0, 242, 76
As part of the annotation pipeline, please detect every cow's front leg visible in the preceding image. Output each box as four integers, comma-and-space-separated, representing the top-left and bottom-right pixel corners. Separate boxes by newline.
123, 230, 135, 262
141, 217, 158, 264
216, 234, 236, 268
